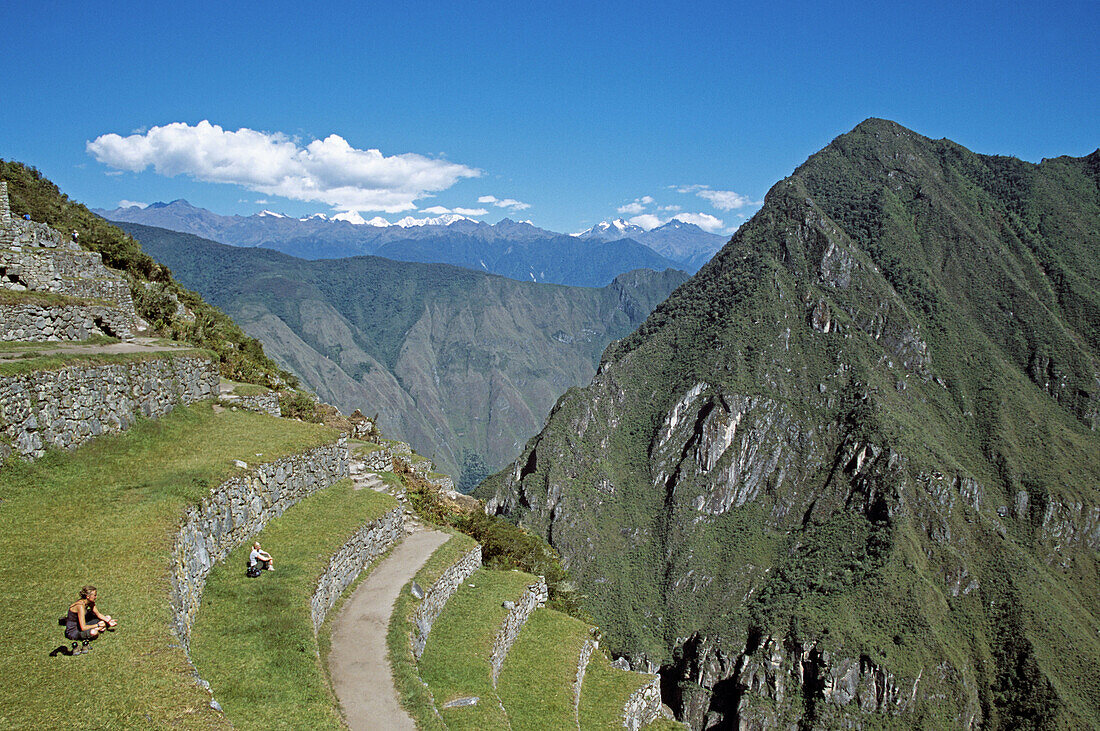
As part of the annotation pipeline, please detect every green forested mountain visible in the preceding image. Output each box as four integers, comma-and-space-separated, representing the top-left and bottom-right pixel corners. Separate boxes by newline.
480, 120, 1100, 728
121, 222, 688, 483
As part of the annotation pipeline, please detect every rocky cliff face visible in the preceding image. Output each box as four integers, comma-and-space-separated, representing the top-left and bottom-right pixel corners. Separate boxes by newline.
483, 120, 1100, 728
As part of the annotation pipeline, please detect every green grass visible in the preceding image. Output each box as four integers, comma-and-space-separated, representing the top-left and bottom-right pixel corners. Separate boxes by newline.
418, 567, 538, 730
0, 334, 120, 353
189, 479, 397, 729
387, 530, 479, 731
579, 650, 656, 730
353, 442, 382, 456
497, 608, 592, 730
0, 289, 107, 307
220, 379, 271, 397
0, 402, 337, 728
0, 347, 214, 377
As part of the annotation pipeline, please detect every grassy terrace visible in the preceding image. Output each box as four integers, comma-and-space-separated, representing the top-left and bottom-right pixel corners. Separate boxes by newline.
0, 288, 108, 308
0, 347, 214, 377
0, 334, 120, 353
497, 607, 592, 730
579, 650, 657, 729
190, 479, 397, 729
388, 530, 479, 731
418, 567, 538, 730
0, 402, 337, 728
220, 378, 271, 397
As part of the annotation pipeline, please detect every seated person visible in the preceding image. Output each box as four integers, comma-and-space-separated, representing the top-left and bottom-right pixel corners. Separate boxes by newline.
249, 542, 275, 571
66, 585, 117, 642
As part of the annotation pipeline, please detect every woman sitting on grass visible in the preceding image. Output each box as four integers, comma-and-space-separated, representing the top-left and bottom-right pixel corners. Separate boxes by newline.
66, 585, 117, 642
249, 542, 275, 571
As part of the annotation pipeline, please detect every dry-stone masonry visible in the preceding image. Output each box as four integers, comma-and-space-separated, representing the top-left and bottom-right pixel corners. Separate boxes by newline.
0, 301, 133, 341
489, 578, 548, 685
0, 182, 137, 339
411, 545, 483, 659
237, 392, 281, 417
621, 675, 662, 730
310, 507, 404, 632
0, 354, 217, 462
574, 638, 598, 726
171, 439, 350, 648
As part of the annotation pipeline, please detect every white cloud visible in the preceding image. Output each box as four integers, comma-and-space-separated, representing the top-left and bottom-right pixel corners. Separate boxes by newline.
87, 120, 481, 214
617, 195, 655, 215
671, 184, 759, 211
254, 198, 269, 204
672, 212, 726, 232
478, 195, 531, 211
658, 204, 681, 211
627, 214, 665, 230
421, 205, 489, 216
696, 189, 758, 210
118, 199, 148, 209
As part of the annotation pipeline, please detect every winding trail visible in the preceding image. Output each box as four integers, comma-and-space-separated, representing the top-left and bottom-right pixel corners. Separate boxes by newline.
328, 529, 449, 731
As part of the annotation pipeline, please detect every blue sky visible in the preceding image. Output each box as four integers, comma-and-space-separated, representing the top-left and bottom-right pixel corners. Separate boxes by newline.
3, 0, 1097, 234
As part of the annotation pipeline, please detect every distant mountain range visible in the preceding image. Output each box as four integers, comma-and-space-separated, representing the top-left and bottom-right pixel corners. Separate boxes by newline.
117, 221, 689, 484
96, 200, 727, 285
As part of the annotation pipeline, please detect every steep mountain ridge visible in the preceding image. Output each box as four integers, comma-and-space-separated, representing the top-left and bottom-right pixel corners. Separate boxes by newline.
481, 120, 1100, 728
120, 221, 688, 483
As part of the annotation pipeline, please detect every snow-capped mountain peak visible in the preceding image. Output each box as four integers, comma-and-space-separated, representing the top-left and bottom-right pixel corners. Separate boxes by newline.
257, 210, 287, 218
393, 213, 476, 228
575, 218, 647, 240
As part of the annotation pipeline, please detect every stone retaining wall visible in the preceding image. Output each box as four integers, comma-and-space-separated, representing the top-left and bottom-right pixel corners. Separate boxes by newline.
0, 354, 218, 462
574, 638, 598, 726
1, 216, 80, 252
238, 392, 281, 417
170, 439, 350, 648
622, 676, 662, 730
489, 578, 548, 685
0, 301, 134, 341
411, 545, 483, 659
0, 248, 136, 316
311, 507, 405, 632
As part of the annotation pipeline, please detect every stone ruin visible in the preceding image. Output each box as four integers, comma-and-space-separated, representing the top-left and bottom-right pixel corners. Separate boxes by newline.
0, 181, 138, 340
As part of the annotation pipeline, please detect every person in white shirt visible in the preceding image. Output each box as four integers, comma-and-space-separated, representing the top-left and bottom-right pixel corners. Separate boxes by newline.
249, 542, 274, 571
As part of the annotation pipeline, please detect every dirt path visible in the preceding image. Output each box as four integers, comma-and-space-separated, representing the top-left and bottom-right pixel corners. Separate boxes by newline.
0, 337, 193, 360
328, 529, 449, 730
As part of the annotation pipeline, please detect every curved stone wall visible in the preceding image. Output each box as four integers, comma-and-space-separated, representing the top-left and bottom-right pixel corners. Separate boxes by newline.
170, 439, 350, 648
310, 507, 405, 632
411, 545, 483, 659
489, 578, 548, 685
0, 354, 217, 461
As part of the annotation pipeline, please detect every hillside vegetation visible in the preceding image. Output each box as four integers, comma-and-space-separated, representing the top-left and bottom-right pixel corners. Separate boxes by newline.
481, 119, 1100, 728
118, 220, 688, 480
0, 160, 293, 389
